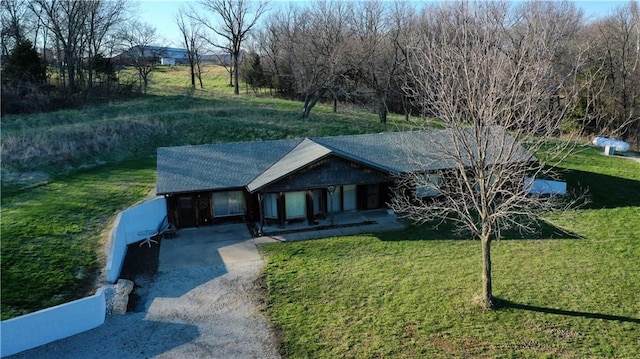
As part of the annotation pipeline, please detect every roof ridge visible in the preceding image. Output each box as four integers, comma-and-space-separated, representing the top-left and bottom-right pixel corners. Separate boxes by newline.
246, 138, 332, 192
245, 137, 306, 180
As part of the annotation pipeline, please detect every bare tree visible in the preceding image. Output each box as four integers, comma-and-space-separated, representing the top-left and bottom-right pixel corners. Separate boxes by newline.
119, 21, 165, 94
299, 1, 355, 117
354, 0, 412, 124
30, 0, 89, 94
24, 0, 130, 97
390, 1, 591, 309
256, 13, 285, 94
585, 1, 640, 146
84, 0, 129, 93
1, 0, 32, 56
176, 7, 206, 89
350, 0, 387, 121
257, 5, 305, 97
190, 0, 269, 95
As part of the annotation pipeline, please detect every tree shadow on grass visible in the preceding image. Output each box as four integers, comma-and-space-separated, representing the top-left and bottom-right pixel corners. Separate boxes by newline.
377, 219, 581, 242
495, 298, 640, 324
562, 168, 640, 210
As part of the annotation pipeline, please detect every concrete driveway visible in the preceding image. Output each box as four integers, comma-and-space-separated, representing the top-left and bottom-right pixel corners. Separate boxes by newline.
159, 223, 266, 271
9, 223, 281, 359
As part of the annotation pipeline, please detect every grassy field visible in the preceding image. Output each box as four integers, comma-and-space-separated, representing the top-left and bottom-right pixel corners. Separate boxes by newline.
1, 66, 396, 180
0, 65, 403, 319
260, 147, 640, 358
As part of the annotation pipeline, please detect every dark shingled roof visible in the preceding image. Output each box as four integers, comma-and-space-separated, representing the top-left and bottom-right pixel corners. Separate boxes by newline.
157, 138, 302, 195
156, 127, 533, 195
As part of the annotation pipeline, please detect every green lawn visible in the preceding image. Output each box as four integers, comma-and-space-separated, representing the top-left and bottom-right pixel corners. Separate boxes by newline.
0, 159, 157, 319
261, 147, 640, 358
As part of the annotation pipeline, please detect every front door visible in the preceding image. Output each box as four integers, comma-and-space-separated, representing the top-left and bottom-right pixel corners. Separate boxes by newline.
196, 194, 212, 226
177, 195, 196, 228
366, 184, 380, 209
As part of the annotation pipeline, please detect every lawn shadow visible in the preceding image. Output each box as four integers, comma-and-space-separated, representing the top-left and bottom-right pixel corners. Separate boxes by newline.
6, 318, 201, 359
495, 298, 640, 324
562, 168, 640, 210
377, 219, 581, 242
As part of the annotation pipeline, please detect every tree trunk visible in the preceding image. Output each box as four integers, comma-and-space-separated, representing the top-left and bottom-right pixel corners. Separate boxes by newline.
233, 51, 240, 95
197, 62, 204, 89
190, 58, 196, 88
480, 235, 494, 309
300, 89, 324, 118
378, 101, 388, 124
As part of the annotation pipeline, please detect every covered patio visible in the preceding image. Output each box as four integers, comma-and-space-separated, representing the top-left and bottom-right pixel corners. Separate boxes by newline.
254, 209, 405, 241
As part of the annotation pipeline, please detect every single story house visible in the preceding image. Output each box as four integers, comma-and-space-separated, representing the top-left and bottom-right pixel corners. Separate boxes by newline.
156, 128, 532, 229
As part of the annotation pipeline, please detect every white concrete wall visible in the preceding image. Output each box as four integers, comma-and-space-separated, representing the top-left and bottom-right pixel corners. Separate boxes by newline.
105, 196, 167, 283
0, 288, 105, 358
525, 177, 567, 195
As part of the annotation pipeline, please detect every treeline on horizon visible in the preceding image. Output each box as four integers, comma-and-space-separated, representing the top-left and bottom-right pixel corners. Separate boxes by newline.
1, 0, 638, 145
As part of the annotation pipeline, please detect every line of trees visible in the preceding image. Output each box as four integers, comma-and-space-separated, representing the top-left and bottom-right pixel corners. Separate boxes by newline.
0, 0, 167, 113
250, 0, 638, 143
2, 0, 638, 143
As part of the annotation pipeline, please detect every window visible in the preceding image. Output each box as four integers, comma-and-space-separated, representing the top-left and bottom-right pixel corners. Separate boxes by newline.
213, 191, 244, 217
264, 193, 278, 219
416, 174, 442, 197
329, 186, 342, 212
312, 189, 323, 214
343, 185, 357, 211
285, 191, 306, 219
178, 196, 193, 209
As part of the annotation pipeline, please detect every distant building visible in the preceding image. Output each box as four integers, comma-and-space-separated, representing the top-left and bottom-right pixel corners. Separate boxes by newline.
111, 46, 230, 66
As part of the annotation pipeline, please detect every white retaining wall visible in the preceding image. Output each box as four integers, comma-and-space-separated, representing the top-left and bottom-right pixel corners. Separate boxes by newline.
0, 288, 106, 357
1, 196, 167, 357
105, 196, 167, 283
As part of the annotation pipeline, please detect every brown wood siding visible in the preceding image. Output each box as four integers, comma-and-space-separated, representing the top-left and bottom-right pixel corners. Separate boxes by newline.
262, 155, 392, 193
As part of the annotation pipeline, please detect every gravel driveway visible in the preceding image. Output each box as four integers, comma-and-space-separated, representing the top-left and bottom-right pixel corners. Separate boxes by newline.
10, 226, 281, 359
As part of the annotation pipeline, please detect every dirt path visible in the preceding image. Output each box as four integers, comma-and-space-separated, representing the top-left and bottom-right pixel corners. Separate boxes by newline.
9, 260, 281, 359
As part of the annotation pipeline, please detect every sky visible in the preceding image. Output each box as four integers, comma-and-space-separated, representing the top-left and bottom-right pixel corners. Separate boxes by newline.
137, 0, 631, 47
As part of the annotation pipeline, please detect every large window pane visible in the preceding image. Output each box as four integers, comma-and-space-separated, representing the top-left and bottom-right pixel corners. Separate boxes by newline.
228, 191, 243, 214
213, 191, 244, 217
264, 193, 278, 219
285, 191, 306, 218
416, 174, 442, 197
213, 192, 228, 216
329, 186, 342, 212
343, 185, 356, 211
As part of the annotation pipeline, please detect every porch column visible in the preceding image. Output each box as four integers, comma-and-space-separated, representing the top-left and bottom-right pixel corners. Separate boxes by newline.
258, 193, 265, 234
277, 192, 285, 227
305, 190, 314, 226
